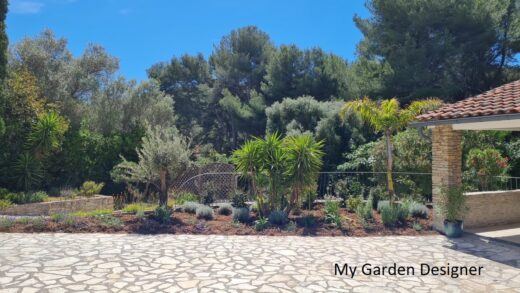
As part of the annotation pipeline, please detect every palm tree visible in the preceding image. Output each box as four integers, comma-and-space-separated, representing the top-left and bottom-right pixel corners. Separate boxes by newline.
284, 135, 324, 214
232, 139, 260, 196
340, 97, 441, 205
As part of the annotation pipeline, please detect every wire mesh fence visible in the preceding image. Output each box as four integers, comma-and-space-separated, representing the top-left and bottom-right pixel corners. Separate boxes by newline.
170, 168, 520, 204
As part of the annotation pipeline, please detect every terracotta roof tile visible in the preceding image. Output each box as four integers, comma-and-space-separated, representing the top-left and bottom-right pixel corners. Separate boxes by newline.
416, 79, 520, 121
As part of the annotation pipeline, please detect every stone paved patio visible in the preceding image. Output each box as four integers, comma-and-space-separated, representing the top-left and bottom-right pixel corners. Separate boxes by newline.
0, 233, 518, 292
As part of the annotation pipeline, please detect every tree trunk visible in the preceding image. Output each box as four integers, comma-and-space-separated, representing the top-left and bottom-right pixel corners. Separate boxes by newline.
159, 170, 168, 207
385, 130, 395, 205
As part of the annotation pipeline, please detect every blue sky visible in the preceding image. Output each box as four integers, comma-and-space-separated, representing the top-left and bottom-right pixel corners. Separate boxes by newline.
7, 0, 370, 81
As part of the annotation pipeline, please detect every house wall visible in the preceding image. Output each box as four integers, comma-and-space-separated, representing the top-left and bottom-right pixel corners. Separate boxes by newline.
0, 195, 113, 216
464, 190, 520, 228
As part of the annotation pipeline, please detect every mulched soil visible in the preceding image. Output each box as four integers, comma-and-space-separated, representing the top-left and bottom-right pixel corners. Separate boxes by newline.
0, 205, 438, 237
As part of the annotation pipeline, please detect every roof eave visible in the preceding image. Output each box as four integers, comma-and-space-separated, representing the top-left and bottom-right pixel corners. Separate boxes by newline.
410, 113, 520, 128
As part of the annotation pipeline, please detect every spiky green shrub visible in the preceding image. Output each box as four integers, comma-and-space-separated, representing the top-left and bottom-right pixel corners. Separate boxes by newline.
182, 201, 201, 214
217, 203, 233, 215
196, 205, 214, 220
154, 205, 171, 224
78, 181, 104, 197
232, 207, 250, 223
255, 217, 269, 231
231, 193, 248, 208
268, 210, 288, 226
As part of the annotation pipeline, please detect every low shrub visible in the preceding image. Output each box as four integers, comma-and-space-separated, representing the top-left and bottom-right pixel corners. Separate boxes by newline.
299, 215, 317, 228
380, 205, 398, 226
217, 203, 233, 215
59, 187, 78, 199
286, 221, 297, 232
51, 213, 66, 222
154, 205, 172, 224
302, 189, 317, 210
409, 202, 429, 218
96, 214, 123, 227
4, 191, 48, 204
77, 181, 104, 197
355, 203, 373, 221
175, 192, 198, 205
255, 217, 269, 231
0, 217, 15, 229
346, 196, 363, 212
196, 205, 214, 220
30, 217, 46, 229
413, 222, 423, 231
182, 201, 201, 214
232, 207, 250, 223
250, 202, 258, 213
200, 192, 214, 206
231, 193, 248, 208
268, 210, 288, 226
16, 217, 31, 224
0, 199, 11, 210
377, 200, 390, 213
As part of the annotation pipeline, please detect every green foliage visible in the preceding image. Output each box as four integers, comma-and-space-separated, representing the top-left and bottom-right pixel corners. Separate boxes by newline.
59, 187, 78, 199
51, 213, 66, 222
286, 221, 297, 232
77, 181, 104, 197
268, 210, 288, 226
437, 186, 467, 222
232, 207, 250, 223
135, 210, 145, 220
154, 205, 172, 224
324, 199, 342, 228
230, 193, 248, 208
346, 196, 363, 212
0, 199, 11, 210
122, 203, 156, 214
196, 205, 214, 220
0, 191, 47, 204
96, 214, 123, 227
299, 214, 318, 228
466, 148, 509, 190
12, 153, 43, 192
262, 45, 349, 103
217, 203, 233, 216
380, 205, 399, 226
368, 186, 388, 209
355, 203, 373, 221
355, 0, 520, 102
255, 217, 269, 231
0, 217, 14, 229
27, 112, 69, 155
413, 222, 423, 231
112, 126, 192, 206
175, 192, 198, 206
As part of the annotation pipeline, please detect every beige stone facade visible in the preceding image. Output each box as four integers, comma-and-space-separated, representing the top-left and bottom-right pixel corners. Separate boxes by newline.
0, 195, 113, 216
464, 190, 520, 228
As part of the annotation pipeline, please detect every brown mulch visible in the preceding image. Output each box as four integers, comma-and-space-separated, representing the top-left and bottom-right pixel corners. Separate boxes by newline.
0, 206, 438, 237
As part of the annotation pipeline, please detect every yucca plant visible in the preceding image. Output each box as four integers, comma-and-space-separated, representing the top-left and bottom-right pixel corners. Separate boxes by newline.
284, 135, 324, 214
232, 139, 260, 195
340, 97, 441, 205
27, 112, 69, 158
12, 153, 43, 192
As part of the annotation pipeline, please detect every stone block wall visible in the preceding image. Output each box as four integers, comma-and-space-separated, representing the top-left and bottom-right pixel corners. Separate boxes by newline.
0, 195, 114, 216
464, 190, 520, 228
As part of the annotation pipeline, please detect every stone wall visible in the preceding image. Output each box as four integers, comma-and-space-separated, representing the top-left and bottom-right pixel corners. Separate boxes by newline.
431, 125, 462, 229
464, 190, 520, 228
0, 195, 113, 216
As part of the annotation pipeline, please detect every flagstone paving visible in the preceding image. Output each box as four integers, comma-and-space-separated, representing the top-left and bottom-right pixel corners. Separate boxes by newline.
0, 233, 518, 292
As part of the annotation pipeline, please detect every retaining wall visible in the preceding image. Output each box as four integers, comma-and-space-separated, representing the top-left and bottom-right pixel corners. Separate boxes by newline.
0, 195, 113, 216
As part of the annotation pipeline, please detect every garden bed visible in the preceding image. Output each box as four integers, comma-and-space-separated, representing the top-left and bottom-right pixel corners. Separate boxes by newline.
0, 204, 436, 236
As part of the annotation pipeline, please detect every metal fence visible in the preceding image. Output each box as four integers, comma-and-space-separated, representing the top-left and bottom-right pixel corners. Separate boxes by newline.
170, 169, 520, 203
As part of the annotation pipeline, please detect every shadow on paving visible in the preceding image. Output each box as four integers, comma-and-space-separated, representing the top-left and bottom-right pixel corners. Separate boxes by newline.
445, 233, 520, 269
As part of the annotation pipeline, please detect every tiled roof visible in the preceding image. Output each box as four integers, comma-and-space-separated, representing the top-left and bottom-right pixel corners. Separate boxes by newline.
416, 79, 520, 121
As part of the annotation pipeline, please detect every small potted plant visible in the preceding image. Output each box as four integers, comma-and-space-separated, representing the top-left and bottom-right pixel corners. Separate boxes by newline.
437, 185, 467, 238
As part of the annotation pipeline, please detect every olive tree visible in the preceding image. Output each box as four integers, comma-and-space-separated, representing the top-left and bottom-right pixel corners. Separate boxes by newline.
111, 126, 192, 206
